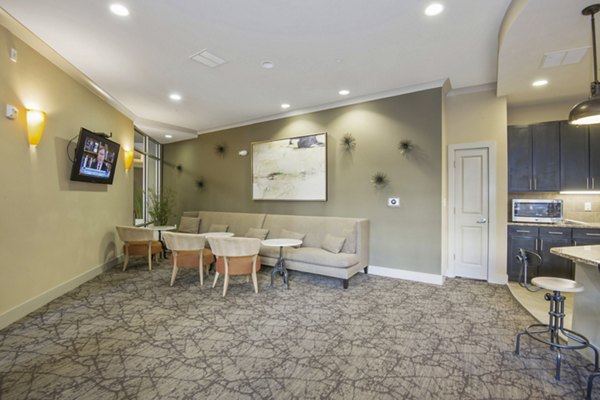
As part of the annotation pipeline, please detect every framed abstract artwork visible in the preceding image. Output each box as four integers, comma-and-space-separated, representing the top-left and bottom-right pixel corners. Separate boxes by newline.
252, 133, 327, 201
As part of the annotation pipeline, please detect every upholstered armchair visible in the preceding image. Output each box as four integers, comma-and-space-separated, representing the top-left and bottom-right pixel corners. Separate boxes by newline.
115, 226, 162, 271
163, 232, 214, 286
208, 237, 261, 297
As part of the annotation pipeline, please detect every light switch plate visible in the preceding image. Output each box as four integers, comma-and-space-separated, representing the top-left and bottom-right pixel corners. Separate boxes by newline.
585, 202, 592, 211
5, 104, 18, 120
387, 197, 400, 207
9, 48, 17, 62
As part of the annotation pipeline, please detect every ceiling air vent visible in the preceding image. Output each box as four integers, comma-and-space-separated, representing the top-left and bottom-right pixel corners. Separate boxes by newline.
190, 50, 226, 68
541, 47, 589, 68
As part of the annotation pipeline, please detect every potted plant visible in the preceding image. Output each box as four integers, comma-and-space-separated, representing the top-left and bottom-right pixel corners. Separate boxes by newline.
147, 189, 175, 226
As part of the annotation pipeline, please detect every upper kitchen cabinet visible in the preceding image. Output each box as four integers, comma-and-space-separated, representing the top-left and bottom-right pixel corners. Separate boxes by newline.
590, 125, 600, 190
561, 123, 600, 191
508, 122, 560, 192
560, 122, 589, 191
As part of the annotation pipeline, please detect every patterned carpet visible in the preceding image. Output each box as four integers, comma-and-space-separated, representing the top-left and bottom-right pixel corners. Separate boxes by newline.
0, 261, 598, 400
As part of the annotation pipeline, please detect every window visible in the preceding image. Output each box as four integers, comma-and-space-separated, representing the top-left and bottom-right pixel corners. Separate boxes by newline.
133, 128, 162, 226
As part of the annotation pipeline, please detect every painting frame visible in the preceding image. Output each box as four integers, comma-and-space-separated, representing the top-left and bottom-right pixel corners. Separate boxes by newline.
252, 132, 327, 201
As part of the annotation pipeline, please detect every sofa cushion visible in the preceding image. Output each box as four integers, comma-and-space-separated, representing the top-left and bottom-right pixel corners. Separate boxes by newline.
341, 227, 356, 254
245, 228, 269, 240
280, 229, 306, 242
259, 245, 281, 259
208, 224, 229, 232
286, 247, 359, 268
178, 217, 201, 233
321, 234, 346, 254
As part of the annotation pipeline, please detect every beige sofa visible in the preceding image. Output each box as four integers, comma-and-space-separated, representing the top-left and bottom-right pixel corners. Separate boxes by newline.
182, 211, 369, 288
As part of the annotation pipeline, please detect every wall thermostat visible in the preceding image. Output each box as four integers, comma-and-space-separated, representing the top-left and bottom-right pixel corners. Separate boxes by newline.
5, 104, 18, 120
388, 197, 400, 207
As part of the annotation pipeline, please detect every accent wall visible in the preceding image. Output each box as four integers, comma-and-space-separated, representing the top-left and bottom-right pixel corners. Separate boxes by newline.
163, 89, 443, 276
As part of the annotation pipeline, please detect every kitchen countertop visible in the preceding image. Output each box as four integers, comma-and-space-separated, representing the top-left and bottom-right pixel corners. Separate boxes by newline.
508, 221, 600, 229
550, 245, 600, 267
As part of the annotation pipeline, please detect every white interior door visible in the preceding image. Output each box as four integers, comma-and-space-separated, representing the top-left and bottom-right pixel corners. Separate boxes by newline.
453, 148, 489, 280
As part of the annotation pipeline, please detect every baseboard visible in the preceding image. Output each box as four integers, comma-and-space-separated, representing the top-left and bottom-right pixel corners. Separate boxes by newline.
489, 274, 508, 285
366, 265, 445, 285
0, 257, 121, 330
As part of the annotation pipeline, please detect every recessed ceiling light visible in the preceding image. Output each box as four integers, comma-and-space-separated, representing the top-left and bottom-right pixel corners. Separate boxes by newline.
165, 134, 173, 139
109, 3, 130, 17
262, 61, 274, 69
532, 79, 548, 87
339, 89, 350, 96
169, 93, 182, 101
425, 3, 444, 16
281, 103, 290, 109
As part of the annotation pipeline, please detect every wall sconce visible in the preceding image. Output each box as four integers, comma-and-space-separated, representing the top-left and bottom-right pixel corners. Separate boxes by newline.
123, 149, 134, 171
238, 150, 248, 157
26, 109, 46, 146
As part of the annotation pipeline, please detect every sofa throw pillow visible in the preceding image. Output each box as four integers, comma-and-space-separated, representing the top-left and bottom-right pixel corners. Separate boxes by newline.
321, 234, 346, 254
178, 217, 201, 233
280, 229, 306, 244
208, 224, 229, 233
245, 228, 269, 240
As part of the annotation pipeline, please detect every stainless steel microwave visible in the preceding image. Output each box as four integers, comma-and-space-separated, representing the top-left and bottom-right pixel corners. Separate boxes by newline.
512, 199, 563, 223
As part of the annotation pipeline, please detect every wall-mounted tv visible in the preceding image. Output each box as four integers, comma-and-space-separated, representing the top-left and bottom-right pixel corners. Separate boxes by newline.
70, 128, 120, 184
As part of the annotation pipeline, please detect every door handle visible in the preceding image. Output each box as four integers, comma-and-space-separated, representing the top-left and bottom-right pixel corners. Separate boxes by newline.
476, 218, 487, 224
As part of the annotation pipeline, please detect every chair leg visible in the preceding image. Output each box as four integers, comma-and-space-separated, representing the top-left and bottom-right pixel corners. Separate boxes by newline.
123, 247, 129, 271
222, 257, 229, 297
170, 266, 178, 286
170, 252, 178, 286
212, 272, 219, 288
199, 252, 204, 286
252, 271, 258, 293
246, 275, 250, 283
147, 243, 152, 271
223, 273, 229, 297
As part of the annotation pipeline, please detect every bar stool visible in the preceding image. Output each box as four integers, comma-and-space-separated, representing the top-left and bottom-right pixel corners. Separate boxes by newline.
589, 371, 600, 400
515, 276, 599, 383
516, 248, 542, 292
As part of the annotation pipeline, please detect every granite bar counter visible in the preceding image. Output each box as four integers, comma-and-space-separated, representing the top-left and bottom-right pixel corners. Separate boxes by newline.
550, 245, 600, 361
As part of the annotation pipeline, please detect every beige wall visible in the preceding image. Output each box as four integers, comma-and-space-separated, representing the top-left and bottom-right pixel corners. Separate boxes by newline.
507, 99, 574, 125
164, 89, 443, 275
445, 89, 508, 283
0, 25, 133, 327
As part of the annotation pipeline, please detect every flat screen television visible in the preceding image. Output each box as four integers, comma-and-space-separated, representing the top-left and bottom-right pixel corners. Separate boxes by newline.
70, 128, 120, 184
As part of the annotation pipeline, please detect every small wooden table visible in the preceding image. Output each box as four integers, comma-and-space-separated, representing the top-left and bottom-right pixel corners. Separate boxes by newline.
262, 238, 302, 289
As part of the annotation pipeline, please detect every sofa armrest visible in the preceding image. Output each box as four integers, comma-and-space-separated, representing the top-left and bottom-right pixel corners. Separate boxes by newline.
356, 219, 369, 268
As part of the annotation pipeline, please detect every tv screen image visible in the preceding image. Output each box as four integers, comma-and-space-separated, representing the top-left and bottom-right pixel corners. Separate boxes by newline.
70, 128, 120, 184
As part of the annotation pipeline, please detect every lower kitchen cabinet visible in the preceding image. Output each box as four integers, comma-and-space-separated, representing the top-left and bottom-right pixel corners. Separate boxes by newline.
507, 226, 538, 282
507, 225, 578, 282
538, 227, 573, 280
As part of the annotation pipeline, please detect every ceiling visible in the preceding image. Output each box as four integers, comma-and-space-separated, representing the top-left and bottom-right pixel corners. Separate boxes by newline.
497, 0, 597, 107
1, 1, 592, 142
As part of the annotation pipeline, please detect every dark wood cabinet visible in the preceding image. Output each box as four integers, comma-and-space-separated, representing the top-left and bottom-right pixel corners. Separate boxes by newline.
590, 126, 600, 190
508, 122, 560, 192
573, 228, 600, 246
507, 225, 575, 281
531, 122, 561, 191
508, 126, 532, 192
507, 226, 538, 281
560, 122, 590, 191
539, 227, 573, 279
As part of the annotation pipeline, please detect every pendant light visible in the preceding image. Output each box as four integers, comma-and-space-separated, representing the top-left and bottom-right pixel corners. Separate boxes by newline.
570, 4, 600, 125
